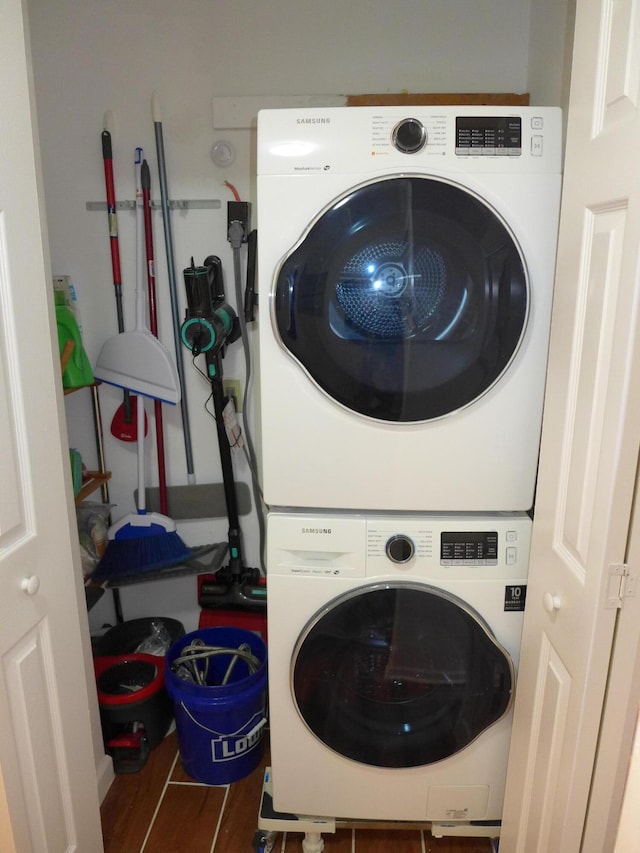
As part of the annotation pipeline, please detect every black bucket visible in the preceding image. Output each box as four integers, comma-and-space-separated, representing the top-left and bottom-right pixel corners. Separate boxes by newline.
93, 617, 185, 657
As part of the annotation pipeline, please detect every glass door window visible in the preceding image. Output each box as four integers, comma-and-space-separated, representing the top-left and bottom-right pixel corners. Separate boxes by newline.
274, 176, 527, 422
292, 583, 514, 768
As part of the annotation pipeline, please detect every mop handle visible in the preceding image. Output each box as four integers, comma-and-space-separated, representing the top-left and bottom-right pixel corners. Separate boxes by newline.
134, 152, 148, 515
152, 94, 196, 484
134, 148, 146, 333
142, 157, 168, 515
141, 160, 159, 337
137, 393, 146, 513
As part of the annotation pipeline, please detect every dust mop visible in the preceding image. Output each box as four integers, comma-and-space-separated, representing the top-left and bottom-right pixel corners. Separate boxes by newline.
93, 152, 191, 581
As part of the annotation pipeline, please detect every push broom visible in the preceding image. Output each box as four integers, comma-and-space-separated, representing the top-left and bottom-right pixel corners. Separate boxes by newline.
93, 151, 191, 581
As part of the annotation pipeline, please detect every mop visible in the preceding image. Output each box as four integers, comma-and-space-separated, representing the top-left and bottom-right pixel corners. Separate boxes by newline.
93, 151, 191, 580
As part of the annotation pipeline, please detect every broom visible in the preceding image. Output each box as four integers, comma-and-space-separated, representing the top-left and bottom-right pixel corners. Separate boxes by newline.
93, 151, 191, 582
94, 393, 192, 581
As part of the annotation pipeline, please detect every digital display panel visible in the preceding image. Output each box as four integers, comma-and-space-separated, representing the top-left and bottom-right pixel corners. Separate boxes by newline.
455, 116, 522, 153
441, 531, 498, 563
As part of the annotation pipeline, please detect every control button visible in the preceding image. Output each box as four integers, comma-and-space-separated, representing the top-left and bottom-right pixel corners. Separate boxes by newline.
531, 135, 543, 156
392, 118, 427, 154
506, 530, 517, 542
385, 535, 415, 564
531, 116, 544, 130
506, 546, 517, 566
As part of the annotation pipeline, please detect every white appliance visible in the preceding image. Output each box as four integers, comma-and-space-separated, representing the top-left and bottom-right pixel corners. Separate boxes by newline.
267, 510, 531, 829
256, 106, 562, 511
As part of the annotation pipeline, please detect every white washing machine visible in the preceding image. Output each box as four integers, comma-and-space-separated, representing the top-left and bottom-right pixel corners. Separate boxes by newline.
267, 510, 531, 830
256, 106, 562, 512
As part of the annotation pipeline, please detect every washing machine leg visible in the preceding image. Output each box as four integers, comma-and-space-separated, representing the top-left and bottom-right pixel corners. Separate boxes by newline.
301, 831, 324, 853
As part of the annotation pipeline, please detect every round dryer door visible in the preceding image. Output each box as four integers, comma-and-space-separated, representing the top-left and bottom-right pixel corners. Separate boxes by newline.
291, 583, 514, 768
274, 176, 527, 422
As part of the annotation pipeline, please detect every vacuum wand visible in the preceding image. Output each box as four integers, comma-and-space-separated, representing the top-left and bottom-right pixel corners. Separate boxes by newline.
180, 258, 265, 612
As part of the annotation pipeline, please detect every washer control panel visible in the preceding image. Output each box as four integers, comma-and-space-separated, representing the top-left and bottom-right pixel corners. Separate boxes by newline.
267, 512, 531, 581
385, 534, 416, 564
365, 514, 531, 578
440, 530, 498, 565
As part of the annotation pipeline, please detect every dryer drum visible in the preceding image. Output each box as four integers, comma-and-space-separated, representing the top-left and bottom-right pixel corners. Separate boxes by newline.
292, 584, 514, 768
274, 175, 528, 422
335, 240, 447, 339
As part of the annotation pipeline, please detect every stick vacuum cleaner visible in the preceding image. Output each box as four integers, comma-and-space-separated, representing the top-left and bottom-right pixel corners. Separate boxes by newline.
180, 255, 266, 612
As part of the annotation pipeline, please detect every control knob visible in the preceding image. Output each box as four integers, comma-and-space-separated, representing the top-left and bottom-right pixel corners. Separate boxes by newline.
392, 118, 427, 153
385, 534, 415, 564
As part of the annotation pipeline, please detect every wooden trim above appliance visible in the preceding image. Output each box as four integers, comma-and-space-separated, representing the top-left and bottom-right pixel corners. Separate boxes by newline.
346, 93, 530, 107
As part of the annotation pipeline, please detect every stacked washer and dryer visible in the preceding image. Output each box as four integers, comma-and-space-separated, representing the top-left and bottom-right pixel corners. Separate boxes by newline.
256, 106, 562, 838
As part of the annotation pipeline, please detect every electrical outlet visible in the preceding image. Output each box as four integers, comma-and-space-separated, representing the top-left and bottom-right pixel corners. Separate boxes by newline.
223, 379, 242, 412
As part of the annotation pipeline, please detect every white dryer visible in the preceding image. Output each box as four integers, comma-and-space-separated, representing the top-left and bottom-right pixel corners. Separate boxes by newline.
267, 510, 531, 830
256, 106, 562, 511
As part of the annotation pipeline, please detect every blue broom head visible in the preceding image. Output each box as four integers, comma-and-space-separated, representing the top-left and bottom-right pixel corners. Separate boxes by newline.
93, 530, 192, 583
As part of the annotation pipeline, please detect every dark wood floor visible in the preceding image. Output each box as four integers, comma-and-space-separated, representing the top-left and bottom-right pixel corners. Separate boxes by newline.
100, 731, 496, 852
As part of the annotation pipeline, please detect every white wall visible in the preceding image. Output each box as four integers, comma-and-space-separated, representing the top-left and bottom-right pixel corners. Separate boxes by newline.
27, 0, 543, 631
527, 0, 575, 109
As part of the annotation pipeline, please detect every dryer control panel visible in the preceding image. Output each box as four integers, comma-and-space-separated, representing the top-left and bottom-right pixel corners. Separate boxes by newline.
455, 115, 522, 155
389, 115, 524, 157
258, 105, 562, 177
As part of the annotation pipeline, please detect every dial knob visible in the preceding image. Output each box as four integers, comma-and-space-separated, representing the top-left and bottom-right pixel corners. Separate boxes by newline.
385, 535, 415, 564
392, 118, 427, 153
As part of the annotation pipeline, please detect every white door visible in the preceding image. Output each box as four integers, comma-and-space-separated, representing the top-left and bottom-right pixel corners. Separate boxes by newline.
581, 468, 640, 852
0, 0, 105, 850
501, 0, 640, 850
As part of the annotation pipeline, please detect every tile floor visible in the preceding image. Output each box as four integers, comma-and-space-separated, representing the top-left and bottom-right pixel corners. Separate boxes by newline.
100, 732, 494, 853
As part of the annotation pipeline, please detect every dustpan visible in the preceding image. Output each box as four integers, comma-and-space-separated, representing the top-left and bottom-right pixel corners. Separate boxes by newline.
94, 279, 180, 406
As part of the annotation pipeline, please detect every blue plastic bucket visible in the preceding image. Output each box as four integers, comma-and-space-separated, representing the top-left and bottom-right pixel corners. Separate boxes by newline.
165, 627, 267, 784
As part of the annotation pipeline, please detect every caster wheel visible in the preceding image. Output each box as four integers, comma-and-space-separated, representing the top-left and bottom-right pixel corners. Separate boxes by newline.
253, 829, 277, 853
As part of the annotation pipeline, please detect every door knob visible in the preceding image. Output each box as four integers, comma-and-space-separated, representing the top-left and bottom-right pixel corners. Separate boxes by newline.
543, 592, 561, 613
21, 576, 40, 596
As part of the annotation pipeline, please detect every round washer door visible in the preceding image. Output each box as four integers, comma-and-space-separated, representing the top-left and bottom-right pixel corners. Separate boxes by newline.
274, 176, 527, 422
292, 583, 514, 768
